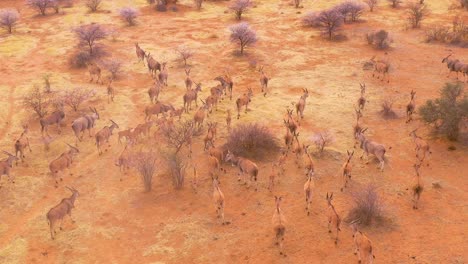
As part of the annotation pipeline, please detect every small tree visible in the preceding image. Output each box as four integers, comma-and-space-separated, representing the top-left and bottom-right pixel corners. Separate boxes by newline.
73, 24, 108, 55
27, 0, 57, 16
346, 184, 384, 226
0, 9, 19, 34
160, 120, 195, 154
165, 152, 185, 189
86, 0, 102, 12
419, 83, 468, 141
119, 7, 138, 26
311, 130, 335, 154
388, 0, 402, 8
229, 0, 252, 20
175, 45, 194, 67
303, 9, 344, 40
101, 58, 123, 80
366, 29, 391, 49
194, 0, 203, 10
130, 151, 158, 192
23, 85, 51, 118
229, 22, 257, 55
61, 87, 96, 112
337, 1, 365, 23
365, 0, 378, 12
407, 2, 429, 29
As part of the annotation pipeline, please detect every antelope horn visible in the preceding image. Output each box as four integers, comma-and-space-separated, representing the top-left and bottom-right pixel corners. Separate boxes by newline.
2, 150, 14, 156
65, 186, 74, 192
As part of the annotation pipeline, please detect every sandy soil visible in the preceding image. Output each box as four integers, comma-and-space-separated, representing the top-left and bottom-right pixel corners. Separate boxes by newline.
0, 0, 467, 263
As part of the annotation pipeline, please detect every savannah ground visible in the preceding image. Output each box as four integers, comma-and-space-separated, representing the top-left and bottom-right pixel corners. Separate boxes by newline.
0, 0, 467, 263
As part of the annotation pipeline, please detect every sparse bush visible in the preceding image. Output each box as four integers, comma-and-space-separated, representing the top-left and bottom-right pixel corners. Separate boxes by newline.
346, 184, 384, 226
166, 152, 185, 189
0, 9, 19, 34
86, 0, 102, 12
69, 50, 91, 68
225, 123, 280, 161
337, 1, 365, 23
175, 45, 194, 66
229, 0, 252, 20
304, 9, 344, 40
194, 0, 203, 10
407, 2, 429, 29
419, 83, 468, 141
130, 151, 158, 192
27, 0, 57, 16
73, 24, 108, 55
388, 0, 402, 8
119, 7, 138, 26
424, 26, 450, 43
61, 87, 96, 112
101, 58, 123, 80
160, 120, 195, 154
366, 29, 391, 49
229, 22, 257, 55
23, 85, 52, 118
424, 17, 468, 47
311, 130, 335, 154
365, 0, 378, 12
380, 99, 397, 119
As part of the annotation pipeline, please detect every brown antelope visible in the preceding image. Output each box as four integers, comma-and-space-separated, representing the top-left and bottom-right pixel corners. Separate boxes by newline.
351, 224, 375, 264
95, 120, 119, 155
87, 62, 102, 84
144, 102, 175, 121
0, 151, 19, 187
193, 99, 208, 128
210, 85, 224, 100
184, 67, 193, 90
304, 146, 315, 176
107, 79, 115, 103
268, 163, 279, 191
441, 54, 456, 76
145, 53, 161, 77
409, 129, 431, 162
209, 145, 228, 173
449, 60, 465, 79
295, 88, 309, 119
207, 154, 221, 178
370, 56, 390, 83
41, 135, 55, 152
183, 83, 202, 113
341, 150, 354, 191
14, 126, 32, 163
205, 92, 220, 114
226, 110, 232, 132
148, 80, 162, 104
158, 62, 168, 86
71, 107, 100, 142
277, 150, 287, 177
284, 109, 298, 135
272, 196, 286, 256
356, 128, 388, 171
204, 122, 217, 151
49, 144, 80, 187
135, 121, 153, 138
135, 43, 146, 64
236, 88, 253, 119
353, 107, 363, 138
406, 90, 416, 123
304, 171, 315, 215
326, 192, 341, 244
40, 109, 65, 136
214, 72, 233, 100
115, 145, 131, 180
118, 128, 133, 144
259, 65, 270, 97
225, 150, 259, 191
212, 176, 226, 225
412, 163, 424, 209
47, 187, 79, 240
357, 83, 366, 110
292, 133, 305, 167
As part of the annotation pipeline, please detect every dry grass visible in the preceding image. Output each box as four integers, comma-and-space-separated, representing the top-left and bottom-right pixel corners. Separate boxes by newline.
346, 184, 385, 226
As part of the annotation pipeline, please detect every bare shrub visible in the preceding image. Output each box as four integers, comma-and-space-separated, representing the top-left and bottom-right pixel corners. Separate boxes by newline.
23, 85, 52, 118
27, 0, 57, 16
73, 24, 108, 56
101, 58, 123, 80
165, 152, 185, 189
365, 0, 378, 12
229, 0, 252, 20
175, 45, 194, 66
424, 26, 450, 43
311, 130, 335, 154
160, 120, 196, 154
229, 22, 257, 55
407, 2, 429, 29
225, 123, 280, 161
346, 184, 384, 226
380, 99, 398, 119
69, 50, 91, 68
194, 0, 203, 10
130, 151, 158, 192
61, 87, 96, 112
337, 1, 365, 23
86, 0, 102, 12
0, 9, 19, 34
387, 0, 402, 8
303, 9, 344, 40
119, 7, 138, 26
366, 29, 391, 49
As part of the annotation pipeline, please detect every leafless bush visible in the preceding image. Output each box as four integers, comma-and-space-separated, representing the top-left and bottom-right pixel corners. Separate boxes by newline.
303, 9, 344, 40
380, 99, 398, 119
119, 7, 138, 26
160, 120, 196, 154
366, 29, 391, 49
226, 123, 280, 161
130, 151, 158, 192
69, 51, 91, 68
424, 26, 450, 43
365, 0, 378, 12
229, 0, 252, 20
165, 152, 185, 189
27, 0, 57, 16
311, 130, 335, 154
229, 22, 257, 55
337, 1, 365, 23
73, 24, 108, 56
194, 0, 203, 10
346, 184, 384, 226
175, 45, 194, 66
86, 0, 102, 12
23, 85, 52, 118
407, 2, 429, 29
387, 0, 402, 8
0, 9, 19, 34
61, 87, 96, 112
101, 58, 123, 80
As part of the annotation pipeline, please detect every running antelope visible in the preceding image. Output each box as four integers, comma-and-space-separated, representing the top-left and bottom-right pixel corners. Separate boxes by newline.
235, 88, 253, 119
87, 62, 102, 84
355, 128, 388, 172
204, 122, 217, 151
272, 196, 286, 256
326, 192, 341, 244
409, 129, 431, 162
71, 107, 100, 142
358, 83, 366, 110
47, 187, 79, 240
14, 126, 32, 163
353, 107, 363, 138
304, 172, 315, 215
351, 224, 375, 264
0, 151, 19, 187
304, 146, 315, 176
115, 145, 131, 180
212, 176, 226, 225
95, 120, 119, 155
296, 88, 309, 119
412, 163, 424, 209
40, 109, 65, 136
185, 68, 193, 90
268, 163, 279, 191
406, 90, 416, 123
284, 109, 298, 135
225, 150, 259, 191
49, 144, 79, 187
144, 102, 175, 121
293, 133, 305, 168
341, 150, 354, 191
209, 145, 228, 174
183, 83, 202, 113
370, 56, 390, 83
135, 43, 146, 64
259, 65, 270, 97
